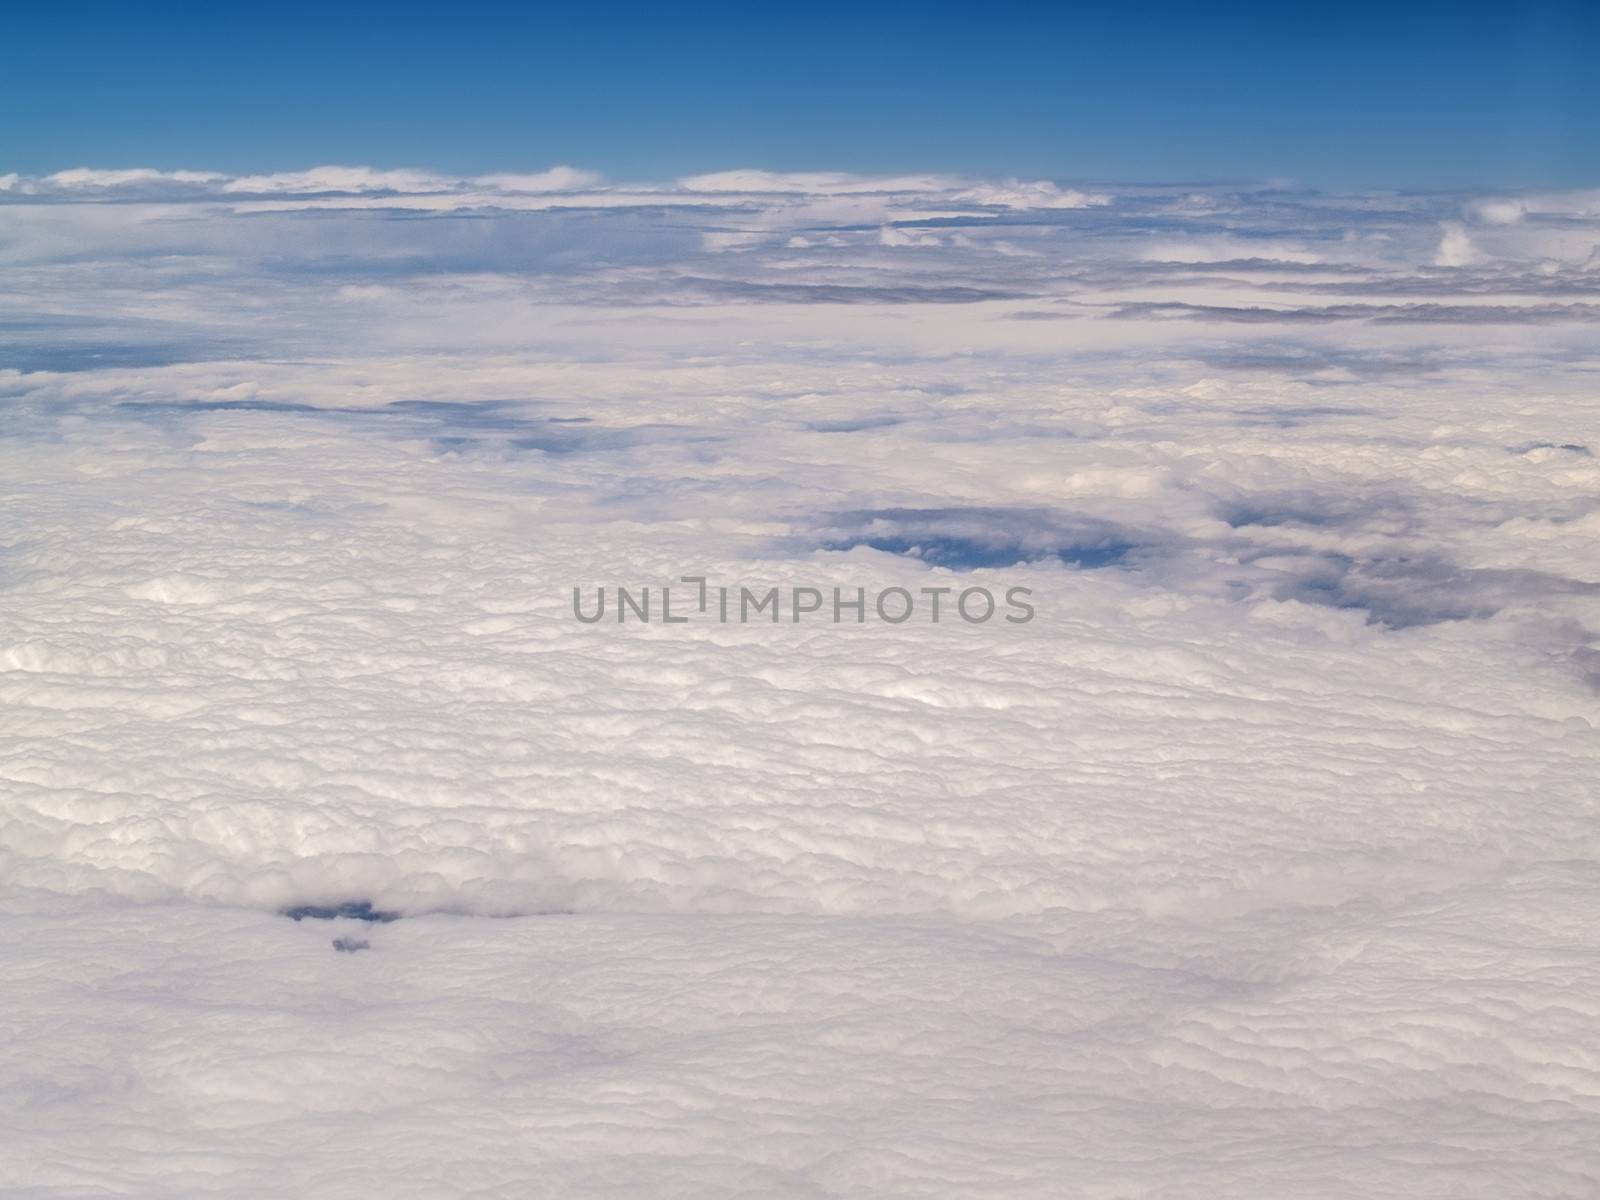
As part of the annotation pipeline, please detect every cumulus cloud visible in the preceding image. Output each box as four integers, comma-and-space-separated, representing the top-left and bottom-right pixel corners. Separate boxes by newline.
474, 165, 602, 192
954, 180, 1111, 209
1434, 220, 1481, 266
1473, 197, 1528, 224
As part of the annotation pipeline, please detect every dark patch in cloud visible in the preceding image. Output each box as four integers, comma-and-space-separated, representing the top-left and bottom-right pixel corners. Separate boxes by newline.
1512, 441, 1591, 456
118, 396, 649, 453
120, 399, 324, 415
449, 419, 721, 459
283, 901, 400, 923
1219, 490, 1414, 530
2, 342, 253, 373
1005, 305, 1105, 321
1576, 646, 1600, 694
1256, 553, 1600, 629
818, 507, 1147, 569
382, 398, 538, 432
1110, 301, 1600, 325
1229, 404, 1380, 427
1298, 269, 1600, 300
1264, 554, 1493, 627
1189, 344, 1446, 380
1126, 393, 1384, 424
804, 416, 906, 433
506, 427, 649, 455
811, 497, 1600, 631
1132, 258, 1370, 274
120, 396, 539, 428
671, 277, 1026, 305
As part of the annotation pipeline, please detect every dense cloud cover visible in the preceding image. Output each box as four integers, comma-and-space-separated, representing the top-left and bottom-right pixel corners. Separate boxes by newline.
2, 166, 1599, 1196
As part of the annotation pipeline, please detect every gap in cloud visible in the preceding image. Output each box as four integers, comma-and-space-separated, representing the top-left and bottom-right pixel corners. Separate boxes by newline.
114, 396, 650, 454
1218, 490, 1416, 531
809, 498, 1599, 631
817, 507, 1148, 570
1511, 440, 1591, 457
1190, 343, 1449, 382
1112, 300, 1600, 325
281, 901, 401, 923
804, 415, 907, 433
279, 899, 565, 922
1244, 551, 1600, 629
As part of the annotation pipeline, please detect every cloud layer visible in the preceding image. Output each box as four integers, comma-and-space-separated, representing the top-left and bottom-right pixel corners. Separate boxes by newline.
2, 166, 1599, 1197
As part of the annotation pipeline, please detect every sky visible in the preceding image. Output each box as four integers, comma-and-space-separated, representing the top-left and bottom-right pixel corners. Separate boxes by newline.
6, 3, 1600, 1193
7, 0, 1598, 188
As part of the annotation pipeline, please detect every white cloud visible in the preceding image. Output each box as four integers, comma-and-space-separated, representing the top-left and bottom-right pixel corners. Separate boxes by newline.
1434, 220, 1480, 267
702, 230, 770, 251
879, 225, 943, 247
221, 165, 457, 193
474, 166, 602, 192
2, 171, 1598, 1197
1473, 198, 1528, 225
954, 180, 1111, 209
43, 166, 224, 188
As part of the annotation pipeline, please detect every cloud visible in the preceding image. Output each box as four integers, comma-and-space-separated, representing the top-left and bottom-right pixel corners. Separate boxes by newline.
0, 165, 1117, 231
702, 230, 770, 252
1139, 236, 1324, 264
473, 166, 602, 192
676, 169, 948, 194
1434, 220, 1481, 267
1108, 300, 1600, 325
41, 166, 224, 188
220, 165, 458, 193
879, 225, 944, 247
1473, 197, 1528, 225
3, 168, 1599, 1198
954, 180, 1111, 209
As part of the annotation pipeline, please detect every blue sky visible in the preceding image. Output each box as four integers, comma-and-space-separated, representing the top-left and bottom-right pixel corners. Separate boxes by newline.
7, 1, 1597, 188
